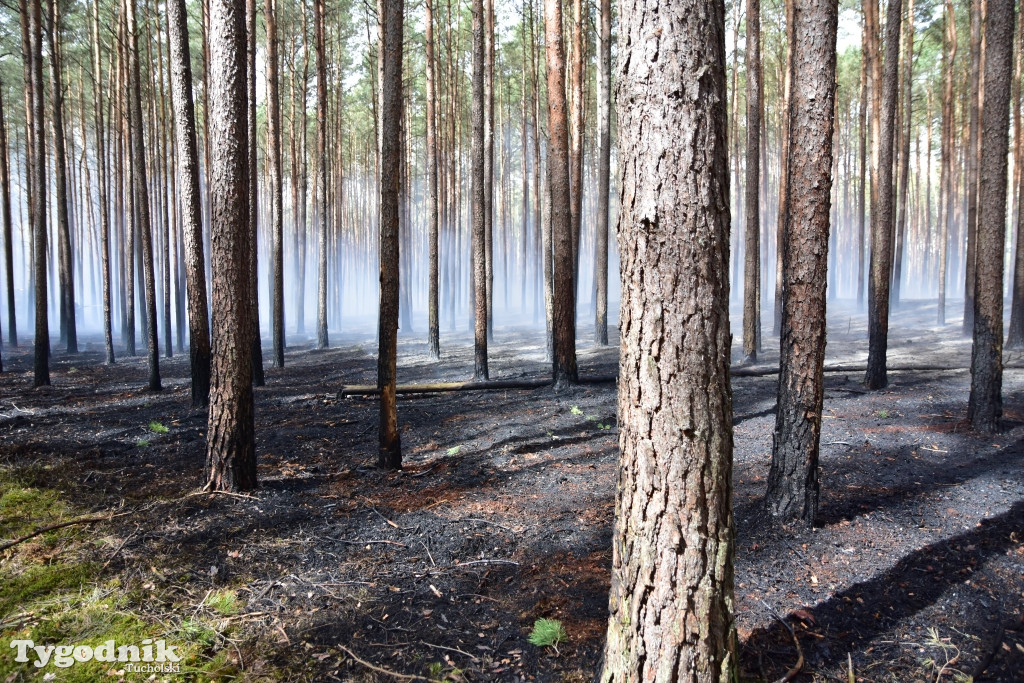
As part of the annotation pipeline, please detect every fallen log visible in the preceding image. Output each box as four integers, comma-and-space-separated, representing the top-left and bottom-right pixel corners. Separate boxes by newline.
339, 374, 617, 397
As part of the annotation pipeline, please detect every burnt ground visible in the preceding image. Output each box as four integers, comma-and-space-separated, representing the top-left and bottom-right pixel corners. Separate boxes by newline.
1, 298, 1023, 682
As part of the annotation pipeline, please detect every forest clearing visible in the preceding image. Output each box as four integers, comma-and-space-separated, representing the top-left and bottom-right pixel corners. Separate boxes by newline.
2, 303, 1023, 681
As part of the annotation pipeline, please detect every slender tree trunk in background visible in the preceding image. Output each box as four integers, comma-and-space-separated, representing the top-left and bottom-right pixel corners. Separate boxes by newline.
314, 0, 328, 349
471, 0, 489, 380
765, 0, 839, 525
857, 21, 867, 307
938, 0, 956, 325
30, 0, 48, 387
1009, 0, 1024, 346
246, 0, 264, 385
0, 84, 15, 352
569, 0, 584, 294
89, 0, 112, 363
297, 1, 309, 336
483, 0, 494, 342
168, 0, 212, 407
154, 1, 173, 360
377, 0, 403, 469
864, 0, 903, 391
892, 0, 914, 306
773, 0, 793, 336
599, 0, 735, 675
963, 0, 983, 334
426, 0, 440, 359
544, 0, 577, 389
594, 0, 610, 347
45, 0, 76, 354
205, 0, 255, 492
743, 0, 762, 363
127, 0, 161, 391
266, 0, 284, 368
968, 0, 1014, 432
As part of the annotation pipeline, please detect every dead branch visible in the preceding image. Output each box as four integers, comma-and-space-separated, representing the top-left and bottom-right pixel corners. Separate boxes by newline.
0, 515, 110, 553
763, 602, 804, 683
339, 374, 617, 397
336, 643, 430, 681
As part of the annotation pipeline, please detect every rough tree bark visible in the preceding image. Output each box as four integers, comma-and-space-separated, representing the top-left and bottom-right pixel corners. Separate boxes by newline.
594, 0, 610, 347
205, 0, 256, 492
544, 0, 577, 389
599, 0, 736, 676
864, 0, 903, 391
764, 0, 839, 526
167, 0, 212, 406
377, 0, 403, 469
267, 0, 284, 368
471, 0, 489, 380
743, 0, 762, 363
967, 0, 1014, 432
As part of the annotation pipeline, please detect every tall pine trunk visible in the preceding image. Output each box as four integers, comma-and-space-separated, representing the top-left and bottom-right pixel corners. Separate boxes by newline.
864, 0, 903, 390
377, 0, 404, 468
205, 0, 256, 492
967, 0, 1014, 431
599, 0, 735, 674
743, 0, 762, 363
544, 0, 577, 389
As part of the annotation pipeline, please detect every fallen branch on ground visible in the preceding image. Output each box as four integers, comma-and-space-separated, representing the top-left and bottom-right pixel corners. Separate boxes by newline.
336, 643, 430, 681
339, 375, 616, 397
1, 515, 111, 553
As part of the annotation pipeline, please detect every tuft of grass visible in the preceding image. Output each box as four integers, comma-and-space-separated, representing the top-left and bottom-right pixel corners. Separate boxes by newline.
528, 618, 567, 653
135, 439, 150, 448
148, 421, 170, 435
876, 409, 892, 419
204, 589, 240, 616
446, 445, 461, 456
570, 405, 584, 416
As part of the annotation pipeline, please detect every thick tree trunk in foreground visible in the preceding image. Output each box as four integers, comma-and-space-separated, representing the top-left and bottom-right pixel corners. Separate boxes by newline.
599, 0, 735, 678
544, 0, 577, 389
167, 0, 212, 407
267, 0, 284, 368
205, 0, 256, 492
864, 0, 903, 391
765, 0, 839, 526
377, 0, 403, 469
968, 0, 1014, 432
594, 0, 610, 347
743, 0, 762, 363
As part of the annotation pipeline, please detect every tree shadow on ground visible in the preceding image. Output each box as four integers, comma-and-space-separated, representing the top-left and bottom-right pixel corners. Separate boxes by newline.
740, 501, 1024, 681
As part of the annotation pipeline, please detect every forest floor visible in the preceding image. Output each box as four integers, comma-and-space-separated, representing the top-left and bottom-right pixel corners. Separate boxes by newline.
1, 299, 1023, 682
